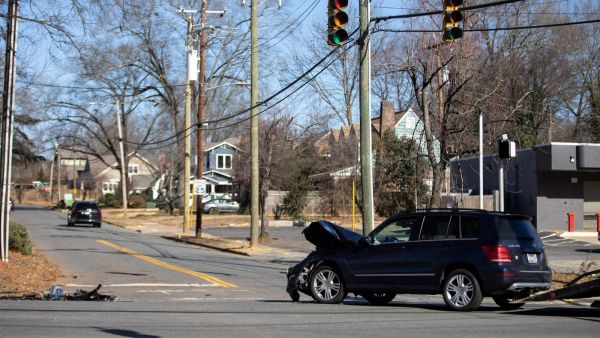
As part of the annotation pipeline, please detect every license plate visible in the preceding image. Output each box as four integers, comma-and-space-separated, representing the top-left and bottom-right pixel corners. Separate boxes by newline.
83, 210, 91, 215
527, 253, 538, 264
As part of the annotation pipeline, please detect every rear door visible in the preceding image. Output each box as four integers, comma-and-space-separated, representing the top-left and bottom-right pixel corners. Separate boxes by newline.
400, 214, 457, 290
496, 217, 547, 272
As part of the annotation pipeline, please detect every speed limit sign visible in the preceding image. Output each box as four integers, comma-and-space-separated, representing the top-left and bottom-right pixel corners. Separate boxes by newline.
193, 179, 206, 195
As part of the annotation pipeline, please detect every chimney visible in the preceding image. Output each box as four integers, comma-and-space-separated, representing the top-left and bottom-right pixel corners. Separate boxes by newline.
379, 101, 395, 135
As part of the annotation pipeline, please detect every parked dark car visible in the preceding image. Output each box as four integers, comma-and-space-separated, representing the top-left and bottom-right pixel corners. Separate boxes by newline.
67, 201, 102, 228
287, 209, 552, 311
202, 199, 240, 214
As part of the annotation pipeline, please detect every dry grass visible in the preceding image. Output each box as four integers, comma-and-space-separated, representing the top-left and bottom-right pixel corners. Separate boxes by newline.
0, 249, 63, 297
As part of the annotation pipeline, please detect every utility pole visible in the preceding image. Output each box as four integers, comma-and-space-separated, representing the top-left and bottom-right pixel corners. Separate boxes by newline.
359, 0, 374, 235
0, 0, 18, 262
195, 0, 207, 239
250, 0, 260, 247
183, 13, 193, 236
116, 98, 128, 219
57, 146, 61, 205
49, 149, 55, 204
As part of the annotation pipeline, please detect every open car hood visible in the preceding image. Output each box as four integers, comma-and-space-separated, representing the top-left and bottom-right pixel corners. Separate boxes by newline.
302, 221, 364, 250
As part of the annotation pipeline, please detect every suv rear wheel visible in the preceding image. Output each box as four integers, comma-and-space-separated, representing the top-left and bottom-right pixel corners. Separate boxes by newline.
442, 269, 483, 311
309, 265, 346, 304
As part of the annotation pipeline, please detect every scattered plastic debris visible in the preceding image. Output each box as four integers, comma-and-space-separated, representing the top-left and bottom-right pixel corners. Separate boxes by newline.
48, 285, 64, 300
0, 284, 116, 301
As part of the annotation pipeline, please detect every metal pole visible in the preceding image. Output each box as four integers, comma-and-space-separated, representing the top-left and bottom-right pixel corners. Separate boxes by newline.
0, 0, 18, 262
249, 0, 260, 247
498, 159, 504, 212
479, 114, 483, 209
183, 14, 192, 236
57, 149, 61, 204
359, 0, 374, 235
116, 99, 128, 218
352, 180, 355, 233
49, 149, 55, 204
195, 0, 207, 239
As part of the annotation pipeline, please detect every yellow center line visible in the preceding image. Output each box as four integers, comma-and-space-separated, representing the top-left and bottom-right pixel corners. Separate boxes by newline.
97, 239, 238, 288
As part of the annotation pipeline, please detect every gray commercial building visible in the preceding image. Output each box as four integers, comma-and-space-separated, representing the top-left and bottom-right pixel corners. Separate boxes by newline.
450, 142, 600, 231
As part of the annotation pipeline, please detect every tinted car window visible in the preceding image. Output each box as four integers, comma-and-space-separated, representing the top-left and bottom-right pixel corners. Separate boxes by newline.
373, 217, 420, 244
419, 215, 451, 240
496, 217, 543, 247
447, 216, 460, 239
460, 216, 480, 239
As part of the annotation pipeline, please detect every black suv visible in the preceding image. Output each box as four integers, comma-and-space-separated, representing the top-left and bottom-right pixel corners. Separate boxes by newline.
287, 209, 551, 311
67, 201, 102, 228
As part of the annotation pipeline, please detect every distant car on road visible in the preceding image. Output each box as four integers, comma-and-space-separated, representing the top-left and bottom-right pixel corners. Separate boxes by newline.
8, 198, 14, 211
287, 209, 552, 311
202, 199, 239, 214
67, 201, 102, 228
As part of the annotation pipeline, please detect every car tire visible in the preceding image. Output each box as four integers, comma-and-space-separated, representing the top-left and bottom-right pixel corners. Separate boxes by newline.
309, 265, 346, 304
67, 221, 74, 226
208, 208, 219, 214
362, 292, 396, 305
442, 269, 483, 311
492, 295, 525, 310
94, 223, 101, 228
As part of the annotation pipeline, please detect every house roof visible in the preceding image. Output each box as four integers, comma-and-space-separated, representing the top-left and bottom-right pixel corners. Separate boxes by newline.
94, 152, 159, 179
204, 138, 241, 152
131, 175, 159, 189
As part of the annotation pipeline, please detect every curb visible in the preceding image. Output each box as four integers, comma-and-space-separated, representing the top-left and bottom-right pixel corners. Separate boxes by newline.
163, 235, 251, 256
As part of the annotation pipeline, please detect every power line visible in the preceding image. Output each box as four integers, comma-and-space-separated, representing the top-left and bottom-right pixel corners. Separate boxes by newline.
125, 30, 359, 150
372, 0, 526, 23
373, 18, 600, 34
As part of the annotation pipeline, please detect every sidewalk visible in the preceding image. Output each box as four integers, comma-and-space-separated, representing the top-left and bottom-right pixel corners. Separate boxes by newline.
102, 213, 309, 261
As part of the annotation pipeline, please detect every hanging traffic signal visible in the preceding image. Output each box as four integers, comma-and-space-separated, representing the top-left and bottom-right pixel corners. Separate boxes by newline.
442, 0, 463, 42
327, 0, 349, 46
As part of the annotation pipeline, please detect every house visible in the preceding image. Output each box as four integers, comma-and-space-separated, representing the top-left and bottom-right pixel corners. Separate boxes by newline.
449, 142, 600, 231
199, 138, 241, 199
55, 148, 93, 192
312, 101, 440, 188
93, 152, 161, 199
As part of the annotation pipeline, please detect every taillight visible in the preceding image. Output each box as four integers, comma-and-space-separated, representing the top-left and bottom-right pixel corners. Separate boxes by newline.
482, 245, 512, 263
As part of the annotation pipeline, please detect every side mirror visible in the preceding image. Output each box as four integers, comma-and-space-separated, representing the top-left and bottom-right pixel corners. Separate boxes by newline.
357, 236, 371, 248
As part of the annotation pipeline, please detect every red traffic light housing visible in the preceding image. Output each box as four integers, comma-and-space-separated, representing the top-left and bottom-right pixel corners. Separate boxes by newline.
442, 0, 464, 42
327, 0, 349, 46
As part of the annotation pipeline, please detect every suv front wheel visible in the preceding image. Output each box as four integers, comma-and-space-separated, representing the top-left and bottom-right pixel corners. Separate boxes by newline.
442, 269, 483, 311
309, 265, 346, 304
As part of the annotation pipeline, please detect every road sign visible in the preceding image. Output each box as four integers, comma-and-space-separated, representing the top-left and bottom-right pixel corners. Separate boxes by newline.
193, 179, 206, 195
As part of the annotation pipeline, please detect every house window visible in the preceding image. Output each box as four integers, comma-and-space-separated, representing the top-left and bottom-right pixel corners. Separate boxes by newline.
217, 155, 232, 169
103, 182, 118, 193
128, 165, 139, 175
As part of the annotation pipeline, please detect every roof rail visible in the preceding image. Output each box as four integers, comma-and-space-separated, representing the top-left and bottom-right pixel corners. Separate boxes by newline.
407, 208, 491, 214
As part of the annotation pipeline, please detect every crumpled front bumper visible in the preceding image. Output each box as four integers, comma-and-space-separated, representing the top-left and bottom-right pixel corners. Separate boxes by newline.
286, 254, 319, 301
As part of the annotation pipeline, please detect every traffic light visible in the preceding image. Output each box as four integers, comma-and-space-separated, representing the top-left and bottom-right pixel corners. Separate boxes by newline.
327, 0, 349, 46
442, 0, 463, 42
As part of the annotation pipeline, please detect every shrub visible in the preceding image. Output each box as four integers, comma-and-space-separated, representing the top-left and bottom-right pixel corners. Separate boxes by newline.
99, 193, 119, 207
9, 222, 32, 255
128, 194, 147, 208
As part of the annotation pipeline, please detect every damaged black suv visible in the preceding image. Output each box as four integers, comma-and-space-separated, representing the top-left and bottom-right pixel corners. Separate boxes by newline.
287, 209, 552, 311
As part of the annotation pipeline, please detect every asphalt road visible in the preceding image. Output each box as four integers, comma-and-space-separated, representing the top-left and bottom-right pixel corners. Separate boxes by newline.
3, 206, 599, 337
10, 205, 291, 301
